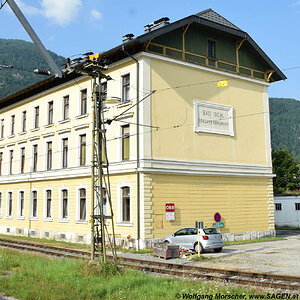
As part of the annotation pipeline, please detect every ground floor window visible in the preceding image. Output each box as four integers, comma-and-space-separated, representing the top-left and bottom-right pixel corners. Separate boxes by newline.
62, 189, 68, 219
121, 186, 130, 222
32, 191, 38, 218
79, 188, 86, 221
275, 203, 282, 211
7, 192, 13, 217
46, 190, 52, 218
19, 191, 25, 217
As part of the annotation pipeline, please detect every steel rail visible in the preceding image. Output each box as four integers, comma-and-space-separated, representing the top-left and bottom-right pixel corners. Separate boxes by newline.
0, 237, 299, 291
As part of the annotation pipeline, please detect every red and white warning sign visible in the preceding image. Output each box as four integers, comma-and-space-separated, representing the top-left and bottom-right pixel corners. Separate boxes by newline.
165, 203, 175, 221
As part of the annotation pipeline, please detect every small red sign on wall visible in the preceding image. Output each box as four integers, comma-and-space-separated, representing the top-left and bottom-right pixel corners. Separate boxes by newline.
165, 203, 175, 221
165, 203, 175, 212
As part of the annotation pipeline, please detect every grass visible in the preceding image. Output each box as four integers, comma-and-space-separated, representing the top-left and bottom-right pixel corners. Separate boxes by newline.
224, 237, 284, 246
0, 248, 260, 300
275, 226, 300, 230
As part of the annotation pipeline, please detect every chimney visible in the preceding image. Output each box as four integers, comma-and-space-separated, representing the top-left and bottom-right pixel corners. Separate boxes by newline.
122, 33, 134, 43
144, 17, 170, 32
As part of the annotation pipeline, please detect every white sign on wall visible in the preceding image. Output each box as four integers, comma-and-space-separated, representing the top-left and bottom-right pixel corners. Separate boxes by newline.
193, 100, 234, 136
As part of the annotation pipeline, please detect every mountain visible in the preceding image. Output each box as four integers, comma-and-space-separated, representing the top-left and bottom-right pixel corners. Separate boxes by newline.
0, 39, 65, 99
269, 97, 300, 162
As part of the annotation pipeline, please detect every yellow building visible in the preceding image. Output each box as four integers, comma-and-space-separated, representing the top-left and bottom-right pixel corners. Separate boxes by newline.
0, 9, 285, 248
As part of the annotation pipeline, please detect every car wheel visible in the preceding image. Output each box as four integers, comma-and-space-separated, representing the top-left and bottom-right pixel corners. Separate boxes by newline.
194, 242, 203, 254
213, 247, 222, 253
164, 240, 170, 243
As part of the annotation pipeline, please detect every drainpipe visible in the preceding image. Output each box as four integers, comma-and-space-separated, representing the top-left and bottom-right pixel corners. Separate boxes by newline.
121, 45, 140, 250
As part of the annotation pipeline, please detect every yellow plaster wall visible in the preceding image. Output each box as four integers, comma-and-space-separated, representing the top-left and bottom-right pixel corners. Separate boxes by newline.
0, 177, 91, 235
151, 174, 270, 238
150, 58, 268, 165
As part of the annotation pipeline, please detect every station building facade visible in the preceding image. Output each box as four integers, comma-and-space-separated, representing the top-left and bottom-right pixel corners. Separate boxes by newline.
0, 9, 285, 247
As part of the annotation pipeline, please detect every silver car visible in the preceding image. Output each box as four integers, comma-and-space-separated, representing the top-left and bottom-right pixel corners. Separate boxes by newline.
164, 227, 224, 253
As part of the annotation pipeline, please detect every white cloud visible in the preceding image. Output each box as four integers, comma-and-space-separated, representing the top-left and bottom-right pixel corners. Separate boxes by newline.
90, 9, 102, 20
15, 0, 41, 15
41, 0, 82, 26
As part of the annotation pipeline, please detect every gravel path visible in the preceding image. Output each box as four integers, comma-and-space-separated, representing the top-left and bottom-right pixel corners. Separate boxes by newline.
117, 234, 300, 276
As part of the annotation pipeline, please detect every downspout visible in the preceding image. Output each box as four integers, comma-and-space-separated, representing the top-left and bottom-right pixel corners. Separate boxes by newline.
121, 45, 140, 250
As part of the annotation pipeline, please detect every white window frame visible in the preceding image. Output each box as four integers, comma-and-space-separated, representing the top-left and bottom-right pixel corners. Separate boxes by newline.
78, 87, 88, 116
31, 142, 39, 172
61, 94, 70, 121
0, 118, 4, 139
19, 145, 26, 174
118, 122, 131, 161
76, 184, 88, 223
76, 129, 87, 166
20, 110, 27, 133
30, 188, 38, 220
43, 187, 53, 221
6, 190, 13, 219
59, 186, 69, 222
33, 105, 40, 129
44, 137, 53, 170
47, 100, 54, 125
7, 146, 14, 175
120, 72, 131, 102
17, 189, 25, 219
60, 134, 69, 169
10, 114, 15, 136
117, 182, 133, 226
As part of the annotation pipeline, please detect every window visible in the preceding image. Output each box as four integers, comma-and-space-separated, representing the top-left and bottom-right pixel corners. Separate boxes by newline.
22, 111, 26, 132
102, 188, 108, 216
80, 89, 87, 115
0, 152, 2, 175
19, 191, 25, 217
122, 74, 130, 102
20, 147, 25, 173
31, 191, 38, 218
0, 119, 4, 138
33, 145, 38, 172
9, 150, 13, 175
47, 142, 52, 170
100, 82, 107, 101
46, 190, 52, 218
275, 203, 282, 211
62, 138, 68, 168
80, 134, 86, 166
121, 125, 130, 160
0, 192, 2, 216
63, 95, 69, 120
11, 115, 15, 135
208, 40, 216, 58
34, 106, 39, 129
8, 192, 12, 217
62, 189, 68, 219
79, 188, 86, 221
121, 187, 130, 222
48, 101, 53, 124
295, 203, 300, 211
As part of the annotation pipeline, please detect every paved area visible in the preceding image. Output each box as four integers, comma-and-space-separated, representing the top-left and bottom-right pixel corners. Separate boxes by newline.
197, 231, 300, 275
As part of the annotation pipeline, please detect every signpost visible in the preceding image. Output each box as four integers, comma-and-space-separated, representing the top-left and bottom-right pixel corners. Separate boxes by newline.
165, 203, 175, 221
213, 222, 224, 228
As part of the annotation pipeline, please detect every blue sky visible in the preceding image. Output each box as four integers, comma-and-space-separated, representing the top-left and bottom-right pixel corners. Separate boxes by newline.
1, 0, 300, 99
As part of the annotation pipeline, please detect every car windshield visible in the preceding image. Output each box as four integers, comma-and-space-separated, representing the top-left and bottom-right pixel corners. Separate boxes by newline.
203, 228, 219, 235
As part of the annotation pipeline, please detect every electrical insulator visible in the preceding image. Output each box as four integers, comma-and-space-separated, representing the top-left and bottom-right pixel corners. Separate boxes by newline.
33, 69, 51, 75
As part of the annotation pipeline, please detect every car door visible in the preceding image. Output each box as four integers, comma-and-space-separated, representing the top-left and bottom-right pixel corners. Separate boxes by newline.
171, 228, 188, 246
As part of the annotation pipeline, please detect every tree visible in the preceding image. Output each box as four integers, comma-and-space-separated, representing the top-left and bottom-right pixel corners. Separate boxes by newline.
272, 149, 300, 194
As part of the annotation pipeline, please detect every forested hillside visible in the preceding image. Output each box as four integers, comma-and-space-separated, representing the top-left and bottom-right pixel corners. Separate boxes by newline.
0, 39, 65, 99
269, 97, 300, 162
1, 39, 300, 162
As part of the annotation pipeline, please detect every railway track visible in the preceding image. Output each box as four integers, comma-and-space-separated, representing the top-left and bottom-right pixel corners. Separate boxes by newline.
0, 236, 299, 291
